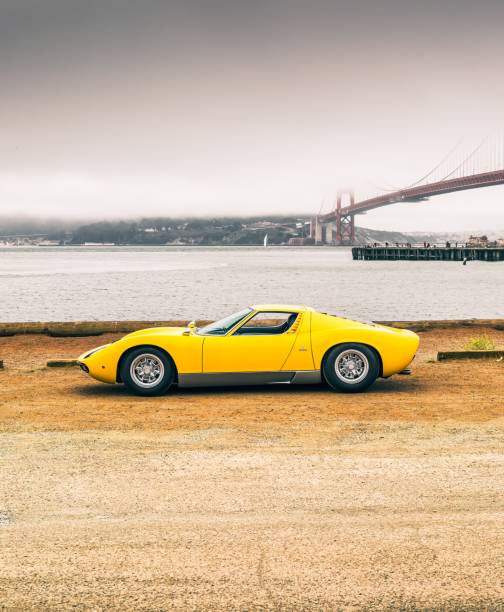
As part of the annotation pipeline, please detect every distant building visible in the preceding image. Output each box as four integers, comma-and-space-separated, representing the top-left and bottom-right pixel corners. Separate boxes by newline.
247, 221, 278, 231
83, 242, 116, 246
288, 237, 315, 246
466, 235, 488, 247
37, 240, 61, 246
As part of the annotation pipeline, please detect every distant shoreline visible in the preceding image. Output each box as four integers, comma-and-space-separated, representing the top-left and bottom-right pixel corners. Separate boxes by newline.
0, 243, 351, 249
3, 215, 496, 247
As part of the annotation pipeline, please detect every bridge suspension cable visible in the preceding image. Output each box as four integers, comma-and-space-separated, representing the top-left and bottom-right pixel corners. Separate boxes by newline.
406, 139, 463, 188
358, 139, 467, 199
436, 137, 488, 182
368, 135, 503, 199
328, 134, 504, 217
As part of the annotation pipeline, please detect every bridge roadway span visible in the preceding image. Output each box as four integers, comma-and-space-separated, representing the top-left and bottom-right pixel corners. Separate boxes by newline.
320, 169, 504, 220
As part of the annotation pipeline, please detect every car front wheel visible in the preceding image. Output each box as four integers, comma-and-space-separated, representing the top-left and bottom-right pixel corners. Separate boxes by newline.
120, 347, 174, 396
323, 343, 379, 393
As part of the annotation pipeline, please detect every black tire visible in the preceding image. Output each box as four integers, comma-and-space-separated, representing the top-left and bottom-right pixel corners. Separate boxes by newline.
119, 347, 175, 396
323, 343, 379, 393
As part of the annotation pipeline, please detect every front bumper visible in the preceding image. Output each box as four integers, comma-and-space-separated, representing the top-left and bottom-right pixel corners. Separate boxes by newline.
77, 343, 116, 383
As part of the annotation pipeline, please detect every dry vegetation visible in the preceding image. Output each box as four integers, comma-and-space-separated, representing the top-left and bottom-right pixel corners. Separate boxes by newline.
463, 334, 497, 351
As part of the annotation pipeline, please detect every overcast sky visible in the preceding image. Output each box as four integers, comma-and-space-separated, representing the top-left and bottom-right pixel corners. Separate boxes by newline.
1, 0, 503, 230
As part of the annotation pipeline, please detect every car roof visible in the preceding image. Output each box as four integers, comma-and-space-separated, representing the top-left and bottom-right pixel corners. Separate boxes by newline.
251, 304, 314, 313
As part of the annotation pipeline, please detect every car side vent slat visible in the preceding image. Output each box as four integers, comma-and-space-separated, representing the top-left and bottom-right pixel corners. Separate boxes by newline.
289, 314, 302, 333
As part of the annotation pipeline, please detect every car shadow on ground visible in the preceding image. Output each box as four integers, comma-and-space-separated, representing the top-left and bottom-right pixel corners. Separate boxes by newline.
74, 376, 419, 398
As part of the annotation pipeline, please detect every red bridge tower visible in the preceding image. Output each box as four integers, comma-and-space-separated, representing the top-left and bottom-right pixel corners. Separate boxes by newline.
335, 190, 355, 244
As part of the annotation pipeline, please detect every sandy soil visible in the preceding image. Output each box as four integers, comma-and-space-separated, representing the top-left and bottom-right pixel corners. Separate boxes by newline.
0, 328, 503, 610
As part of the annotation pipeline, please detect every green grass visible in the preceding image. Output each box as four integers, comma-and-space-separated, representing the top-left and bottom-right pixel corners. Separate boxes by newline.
463, 335, 496, 351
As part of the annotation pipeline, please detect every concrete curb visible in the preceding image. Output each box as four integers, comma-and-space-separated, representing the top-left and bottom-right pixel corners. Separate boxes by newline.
46, 360, 79, 368
377, 319, 504, 332
0, 320, 209, 338
437, 350, 504, 361
0, 318, 503, 337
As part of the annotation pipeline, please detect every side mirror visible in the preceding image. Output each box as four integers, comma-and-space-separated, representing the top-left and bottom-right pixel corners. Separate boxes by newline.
183, 320, 197, 336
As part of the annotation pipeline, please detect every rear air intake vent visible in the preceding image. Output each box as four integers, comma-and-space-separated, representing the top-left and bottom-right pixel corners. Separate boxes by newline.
289, 314, 302, 333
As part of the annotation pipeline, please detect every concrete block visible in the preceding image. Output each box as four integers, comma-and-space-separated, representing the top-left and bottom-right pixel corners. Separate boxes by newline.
46, 360, 79, 368
437, 350, 504, 361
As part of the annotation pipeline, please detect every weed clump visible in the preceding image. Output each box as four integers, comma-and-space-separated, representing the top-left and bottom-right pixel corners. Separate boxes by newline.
463, 335, 496, 351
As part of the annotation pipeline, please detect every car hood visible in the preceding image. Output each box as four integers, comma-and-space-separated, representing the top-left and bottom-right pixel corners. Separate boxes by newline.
122, 326, 187, 338
78, 327, 190, 362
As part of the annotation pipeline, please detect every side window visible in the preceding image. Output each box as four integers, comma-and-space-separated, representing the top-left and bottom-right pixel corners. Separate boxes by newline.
234, 312, 298, 335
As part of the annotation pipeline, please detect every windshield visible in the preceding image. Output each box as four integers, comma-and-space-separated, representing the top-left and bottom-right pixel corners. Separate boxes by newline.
196, 308, 252, 336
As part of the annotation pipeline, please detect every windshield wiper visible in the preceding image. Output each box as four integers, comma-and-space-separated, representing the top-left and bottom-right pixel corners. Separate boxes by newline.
197, 326, 228, 336
207, 327, 227, 335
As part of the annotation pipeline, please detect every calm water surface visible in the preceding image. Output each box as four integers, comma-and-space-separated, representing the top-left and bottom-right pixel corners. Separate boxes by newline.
0, 246, 502, 322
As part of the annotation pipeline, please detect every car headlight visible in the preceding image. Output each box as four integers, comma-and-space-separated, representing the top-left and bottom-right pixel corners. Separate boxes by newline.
81, 344, 110, 359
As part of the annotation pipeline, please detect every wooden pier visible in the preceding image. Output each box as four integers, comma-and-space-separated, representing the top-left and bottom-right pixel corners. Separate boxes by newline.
352, 245, 504, 262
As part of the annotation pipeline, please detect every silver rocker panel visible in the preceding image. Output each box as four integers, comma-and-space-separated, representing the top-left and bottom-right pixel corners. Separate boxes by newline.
177, 370, 321, 388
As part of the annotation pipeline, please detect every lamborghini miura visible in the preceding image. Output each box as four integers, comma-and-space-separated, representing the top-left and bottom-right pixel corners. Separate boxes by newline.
77, 305, 419, 395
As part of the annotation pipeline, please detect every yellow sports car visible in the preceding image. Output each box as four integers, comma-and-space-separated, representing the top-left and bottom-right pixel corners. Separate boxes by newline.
77, 305, 419, 396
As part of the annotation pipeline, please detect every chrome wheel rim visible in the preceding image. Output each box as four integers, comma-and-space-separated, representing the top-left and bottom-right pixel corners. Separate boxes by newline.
130, 353, 164, 388
335, 349, 369, 384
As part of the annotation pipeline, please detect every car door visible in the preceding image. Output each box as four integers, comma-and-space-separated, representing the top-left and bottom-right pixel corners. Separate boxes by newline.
202, 311, 299, 373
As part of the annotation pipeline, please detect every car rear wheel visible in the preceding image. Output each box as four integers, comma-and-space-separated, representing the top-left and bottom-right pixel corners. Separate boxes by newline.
120, 347, 174, 396
323, 343, 379, 393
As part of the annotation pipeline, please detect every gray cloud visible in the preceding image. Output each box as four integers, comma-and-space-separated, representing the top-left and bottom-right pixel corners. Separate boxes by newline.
1, 0, 503, 230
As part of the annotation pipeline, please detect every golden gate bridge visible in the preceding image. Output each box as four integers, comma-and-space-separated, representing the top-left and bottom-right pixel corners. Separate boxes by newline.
311, 136, 504, 245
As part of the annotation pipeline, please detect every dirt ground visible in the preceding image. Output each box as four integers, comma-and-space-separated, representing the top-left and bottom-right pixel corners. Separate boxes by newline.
0, 328, 503, 610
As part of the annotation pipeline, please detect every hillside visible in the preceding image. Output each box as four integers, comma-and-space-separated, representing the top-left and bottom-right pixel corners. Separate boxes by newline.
0, 215, 500, 246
